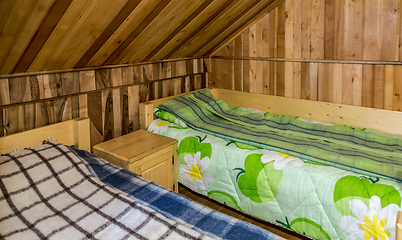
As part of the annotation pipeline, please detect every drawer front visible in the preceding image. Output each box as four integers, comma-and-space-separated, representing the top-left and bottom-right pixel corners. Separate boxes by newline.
129, 147, 174, 191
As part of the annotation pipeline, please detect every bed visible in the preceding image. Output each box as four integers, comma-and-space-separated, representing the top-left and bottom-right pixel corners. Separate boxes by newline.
139, 88, 402, 240
0, 118, 285, 240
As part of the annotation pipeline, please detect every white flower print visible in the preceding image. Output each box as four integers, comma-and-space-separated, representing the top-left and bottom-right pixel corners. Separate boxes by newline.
340, 196, 400, 240
147, 119, 172, 133
260, 149, 304, 170
180, 152, 214, 192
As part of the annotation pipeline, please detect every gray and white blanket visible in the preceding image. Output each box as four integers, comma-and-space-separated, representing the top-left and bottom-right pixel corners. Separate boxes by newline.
0, 141, 213, 240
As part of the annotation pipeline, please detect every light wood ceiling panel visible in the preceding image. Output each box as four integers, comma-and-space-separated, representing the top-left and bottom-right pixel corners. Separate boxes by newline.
0, 0, 280, 75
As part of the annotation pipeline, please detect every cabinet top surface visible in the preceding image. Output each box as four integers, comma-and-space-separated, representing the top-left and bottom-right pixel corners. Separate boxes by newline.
93, 130, 177, 162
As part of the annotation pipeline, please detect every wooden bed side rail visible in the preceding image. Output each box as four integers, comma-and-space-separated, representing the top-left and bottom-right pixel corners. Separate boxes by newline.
139, 88, 402, 135
213, 89, 402, 135
0, 118, 91, 154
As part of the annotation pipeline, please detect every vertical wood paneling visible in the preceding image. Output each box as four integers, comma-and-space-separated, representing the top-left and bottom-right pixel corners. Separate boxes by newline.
394, 65, 402, 111
384, 65, 394, 110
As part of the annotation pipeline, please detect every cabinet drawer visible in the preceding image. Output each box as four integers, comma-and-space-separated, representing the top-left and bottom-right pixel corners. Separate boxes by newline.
129, 146, 174, 190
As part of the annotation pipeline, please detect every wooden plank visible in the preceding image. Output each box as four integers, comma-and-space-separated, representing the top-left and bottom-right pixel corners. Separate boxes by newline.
301, 0, 311, 59
119, 0, 201, 64
28, 0, 93, 72
61, 72, 80, 95
342, 64, 354, 105
198, 0, 284, 57
234, 35, 243, 91
79, 94, 88, 118
332, 63, 343, 104
301, 62, 310, 99
61, 0, 129, 69
54, 97, 72, 123
102, 90, 114, 141
384, 65, 394, 110
162, 0, 241, 59
128, 85, 140, 132
276, 2, 285, 96
381, 0, 399, 61
352, 64, 363, 106
122, 66, 134, 85
373, 65, 385, 109
36, 101, 55, 127
324, 0, 335, 59
213, 88, 402, 135
95, 69, 111, 90
362, 64, 374, 107
0, 78, 10, 106
71, 95, 79, 119
12, 0, 74, 73
342, 0, 363, 60
112, 89, 121, 138
24, 103, 35, 131
80, 70, 96, 92
310, 0, 325, 59
43, 73, 62, 98
103, 0, 174, 66
0, 0, 54, 74
9, 77, 31, 104
87, 92, 103, 140
3, 106, 24, 135
29, 75, 44, 101
142, 0, 215, 62
269, 8, 277, 95
0, 118, 91, 154
284, 0, 293, 97
0, 108, 3, 137
110, 68, 123, 88
334, 0, 345, 60
363, 0, 382, 61
318, 63, 330, 102
394, 65, 402, 111
74, 0, 142, 68
243, 29, 250, 92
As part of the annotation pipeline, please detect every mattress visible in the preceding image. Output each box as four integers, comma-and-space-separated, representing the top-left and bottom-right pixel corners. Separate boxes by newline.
147, 89, 402, 240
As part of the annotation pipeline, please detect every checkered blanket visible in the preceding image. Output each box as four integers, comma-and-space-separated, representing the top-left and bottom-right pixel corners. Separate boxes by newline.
69, 146, 285, 240
0, 140, 214, 240
1, 140, 284, 240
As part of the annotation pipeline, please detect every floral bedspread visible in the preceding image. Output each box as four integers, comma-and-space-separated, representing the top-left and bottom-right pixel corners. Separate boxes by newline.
148, 117, 402, 240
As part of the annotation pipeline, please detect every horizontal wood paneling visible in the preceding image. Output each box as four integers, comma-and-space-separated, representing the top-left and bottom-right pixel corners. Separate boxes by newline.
0, 58, 209, 143
0, 0, 281, 75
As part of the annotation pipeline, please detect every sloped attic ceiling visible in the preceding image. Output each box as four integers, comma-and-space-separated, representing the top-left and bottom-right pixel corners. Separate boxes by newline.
0, 0, 282, 75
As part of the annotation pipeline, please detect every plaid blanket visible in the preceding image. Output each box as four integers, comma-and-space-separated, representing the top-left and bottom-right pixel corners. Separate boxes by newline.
0, 140, 284, 240
0, 141, 215, 240
69, 146, 285, 240
157, 89, 402, 181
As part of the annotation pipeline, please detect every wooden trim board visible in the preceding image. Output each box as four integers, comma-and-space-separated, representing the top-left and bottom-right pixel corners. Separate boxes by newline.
0, 118, 91, 154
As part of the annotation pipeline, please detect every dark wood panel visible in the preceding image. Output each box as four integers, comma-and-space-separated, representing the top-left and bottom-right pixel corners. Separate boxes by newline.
103, 91, 114, 141
9, 77, 31, 104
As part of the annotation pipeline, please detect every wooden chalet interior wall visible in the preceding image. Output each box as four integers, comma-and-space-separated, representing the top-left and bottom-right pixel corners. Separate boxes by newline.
211, 0, 402, 112
0, 58, 209, 144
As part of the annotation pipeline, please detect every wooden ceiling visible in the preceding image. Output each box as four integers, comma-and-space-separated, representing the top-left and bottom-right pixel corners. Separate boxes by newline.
0, 0, 282, 75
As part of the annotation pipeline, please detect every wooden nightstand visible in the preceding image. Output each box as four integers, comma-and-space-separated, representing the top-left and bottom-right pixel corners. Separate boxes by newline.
93, 130, 178, 192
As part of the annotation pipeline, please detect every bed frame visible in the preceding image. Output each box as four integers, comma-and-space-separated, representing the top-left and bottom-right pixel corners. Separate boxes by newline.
140, 88, 402, 135
0, 118, 91, 155
139, 88, 402, 240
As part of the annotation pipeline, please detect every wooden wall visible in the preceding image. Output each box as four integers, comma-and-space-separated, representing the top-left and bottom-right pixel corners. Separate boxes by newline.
211, 0, 402, 112
0, 58, 209, 143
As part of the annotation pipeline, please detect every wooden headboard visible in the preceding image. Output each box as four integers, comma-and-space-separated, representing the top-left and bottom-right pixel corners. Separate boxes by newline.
139, 88, 402, 135
0, 118, 91, 155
